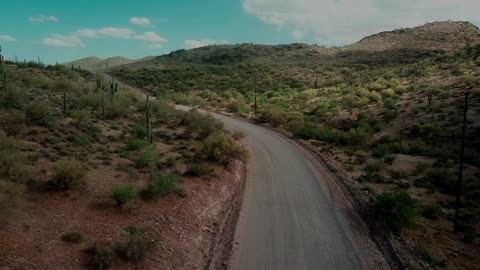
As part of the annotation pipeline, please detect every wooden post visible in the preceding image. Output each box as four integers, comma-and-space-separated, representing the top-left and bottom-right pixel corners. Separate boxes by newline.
454, 91, 469, 233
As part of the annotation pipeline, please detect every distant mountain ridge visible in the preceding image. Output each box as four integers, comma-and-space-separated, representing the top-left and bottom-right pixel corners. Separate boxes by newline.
64, 56, 154, 71
348, 21, 480, 52
69, 21, 480, 70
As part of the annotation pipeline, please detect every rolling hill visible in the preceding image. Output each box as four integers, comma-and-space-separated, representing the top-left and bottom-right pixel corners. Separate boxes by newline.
117, 21, 480, 70
64, 56, 154, 72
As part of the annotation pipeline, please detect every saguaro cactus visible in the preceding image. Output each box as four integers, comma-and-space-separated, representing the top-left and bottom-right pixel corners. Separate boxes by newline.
63, 90, 67, 118
0, 45, 3, 73
110, 78, 118, 98
2, 72, 6, 91
101, 90, 105, 120
145, 96, 152, 144
0, 45, 5, 91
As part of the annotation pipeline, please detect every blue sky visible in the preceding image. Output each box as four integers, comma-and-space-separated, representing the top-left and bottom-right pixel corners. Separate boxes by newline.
1, 0, 479, 64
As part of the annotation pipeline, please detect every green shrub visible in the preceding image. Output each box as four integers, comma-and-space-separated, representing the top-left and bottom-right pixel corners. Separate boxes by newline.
115, 226, 157, 263
415, 245, 445, 267
0, 133, 29, 182
201, 133, 249, 164
373, 191, 417, 233
420, 169, 456, 194
422, 203, 442, 220
131, 126, 148, 139
383, 155, 396, 165
25, 100, 54, 126
185, 164, 213, 177
179, 109, 223, 138
47, 160, 87, 191
230, 129, 246, 141
0, 180, 25, 216
133, 145, 160, 169
68, 133, 90, 146
104, 91, 138, 119
295, 126, 334, 142
111, 186, 138, 207
150, 99, 174, 123
358, 172, 385, 183
61, 231, 83, 243
227, 100, 249, 114
71, 109, 91, 129
127, 139, 145, 151
0, 85, 26, 109
457, 211, 479, 243
87, 241, 116, 270
142, 174, 177, 199
0, 110, 25, 136
396, 180, 410, 189
411, 123, 441, 144
259, 107, 287, 127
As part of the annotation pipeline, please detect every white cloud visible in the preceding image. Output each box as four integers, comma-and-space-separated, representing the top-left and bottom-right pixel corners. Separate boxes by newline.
0, 35, 16, 42
97, 27, 135, 39
149, 44, 163, 49
42, 34, 85, 47
130, 17, 151, 25
29, 15, 59, 23
73, 29, 98, 38
43, 27, 167, 48
184, 39, 229, 49
134, 32, 167, 42
292, 30, 305, 41
242, 0, 480, 45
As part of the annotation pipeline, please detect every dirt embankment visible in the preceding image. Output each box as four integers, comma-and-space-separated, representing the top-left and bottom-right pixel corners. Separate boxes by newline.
0, 160, 246, 270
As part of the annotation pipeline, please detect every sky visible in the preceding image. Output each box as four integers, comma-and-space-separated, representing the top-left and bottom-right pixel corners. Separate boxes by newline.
0, 0, 479, 64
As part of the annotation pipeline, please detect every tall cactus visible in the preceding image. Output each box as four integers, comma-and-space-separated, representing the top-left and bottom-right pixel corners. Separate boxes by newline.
109, 77, 118, 101
2, 72, 6, 91
0, 45, 6, 91
101, 90, 105, 120
0, 45, 3, 74
145, 96, 152, 144
63, 90, 67, 118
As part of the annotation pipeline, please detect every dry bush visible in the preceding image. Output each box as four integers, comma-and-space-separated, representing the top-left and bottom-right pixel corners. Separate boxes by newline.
47, 160, 87, 191
201, 132, 249, 164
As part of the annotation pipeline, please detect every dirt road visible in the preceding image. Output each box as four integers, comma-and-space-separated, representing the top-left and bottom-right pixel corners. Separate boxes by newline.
111, 76, 389, 270
202, 111, 363, 270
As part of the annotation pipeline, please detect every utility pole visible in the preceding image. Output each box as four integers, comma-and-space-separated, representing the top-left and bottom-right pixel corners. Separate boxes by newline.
254, 74, 258, 117
454, 91, 469, 233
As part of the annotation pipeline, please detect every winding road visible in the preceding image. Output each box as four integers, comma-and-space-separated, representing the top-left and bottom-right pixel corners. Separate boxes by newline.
107, 74, 388, 270
208, 113, 362, 270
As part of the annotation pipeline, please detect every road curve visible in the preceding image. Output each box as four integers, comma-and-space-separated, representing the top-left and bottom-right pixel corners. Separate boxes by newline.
107, 76, 365, 270
206, 112, 361, 270
176, 103, 363, 270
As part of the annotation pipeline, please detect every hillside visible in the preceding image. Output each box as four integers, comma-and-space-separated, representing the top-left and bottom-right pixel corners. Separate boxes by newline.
65, 56, 154, 72
110, 21, 480, 270
349, 21, 480, 52
0, 61, 248, 268
117, 21, 480, 71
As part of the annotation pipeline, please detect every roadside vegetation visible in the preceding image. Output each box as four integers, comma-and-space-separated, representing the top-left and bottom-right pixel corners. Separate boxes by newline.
0, 52, 247, 269
113, 40, 480, 269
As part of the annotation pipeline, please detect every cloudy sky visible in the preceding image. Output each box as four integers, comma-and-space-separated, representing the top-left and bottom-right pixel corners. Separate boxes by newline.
1, 0, 479, 63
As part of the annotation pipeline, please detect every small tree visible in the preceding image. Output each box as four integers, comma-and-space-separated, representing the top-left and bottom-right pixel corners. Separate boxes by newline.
112, 186, 137, 207
426, 87, 441, 106
48, 160, 87, 191
373, 191, 417, 233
